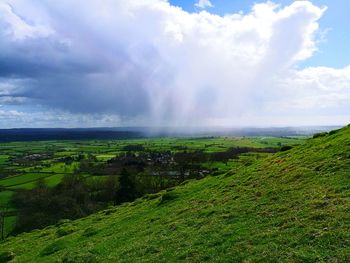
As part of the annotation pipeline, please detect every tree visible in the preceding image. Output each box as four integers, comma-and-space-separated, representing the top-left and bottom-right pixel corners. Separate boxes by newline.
104, 176, 119, 205
115, 168, 137, 204
35, 177, 48, 190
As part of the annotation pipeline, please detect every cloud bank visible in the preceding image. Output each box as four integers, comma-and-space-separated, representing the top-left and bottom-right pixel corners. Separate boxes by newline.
0, 0, 349, 127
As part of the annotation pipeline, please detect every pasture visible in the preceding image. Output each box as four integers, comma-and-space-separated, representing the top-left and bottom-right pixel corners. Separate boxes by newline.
0, 136, 304, 236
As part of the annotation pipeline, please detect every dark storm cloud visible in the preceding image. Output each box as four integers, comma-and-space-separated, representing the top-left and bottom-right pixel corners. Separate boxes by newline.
0, 1, 154, 116
0, 50, 151, 116
22, 72, 151, 115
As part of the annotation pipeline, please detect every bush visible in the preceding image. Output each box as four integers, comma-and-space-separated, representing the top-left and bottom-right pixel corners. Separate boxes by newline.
158, 190, 178, 205
56, 226, 76, 237
40, 240, 67, 256
61, 252, 97, 263
0, 251, 15, 262
313, 132, 328, 138
280, 145, 293, 151
329, 129, 340, 135
82, 227, 98, 237
56, 219, 71, 226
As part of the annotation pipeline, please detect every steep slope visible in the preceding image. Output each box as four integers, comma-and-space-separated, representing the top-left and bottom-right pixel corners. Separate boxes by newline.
1, 125, 350, 262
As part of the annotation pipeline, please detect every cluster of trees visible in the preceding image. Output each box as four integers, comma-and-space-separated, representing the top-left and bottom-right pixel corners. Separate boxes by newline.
11, 169, 137, 233
11, 146, 280, 234
79, 147, 280, 197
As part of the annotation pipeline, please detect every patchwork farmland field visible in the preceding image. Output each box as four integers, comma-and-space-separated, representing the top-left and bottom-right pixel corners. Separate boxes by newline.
0, 136, 304, 237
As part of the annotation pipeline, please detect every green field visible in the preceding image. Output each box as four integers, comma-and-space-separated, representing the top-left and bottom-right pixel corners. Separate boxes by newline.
0, 126, 349, 262
0, 191, 13, 208
0, 136, 303, 238
0, 136, 303, 190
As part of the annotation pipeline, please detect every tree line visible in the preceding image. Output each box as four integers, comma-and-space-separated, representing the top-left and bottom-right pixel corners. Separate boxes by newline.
10, 146, 279, 234
11, 168, 136, 234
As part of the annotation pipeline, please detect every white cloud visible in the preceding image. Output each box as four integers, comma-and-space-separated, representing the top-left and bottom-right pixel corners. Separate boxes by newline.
271, 66, 350, 111
0, 2, 52, 39
195, 0, 213, 9
0, 0, 348, 127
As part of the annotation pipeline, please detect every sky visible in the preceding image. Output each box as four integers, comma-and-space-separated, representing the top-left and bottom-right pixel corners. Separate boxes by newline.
0, 0, 349, 128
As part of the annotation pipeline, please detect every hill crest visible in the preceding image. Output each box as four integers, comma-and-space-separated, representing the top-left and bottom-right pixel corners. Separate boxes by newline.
1, 125, 350, 262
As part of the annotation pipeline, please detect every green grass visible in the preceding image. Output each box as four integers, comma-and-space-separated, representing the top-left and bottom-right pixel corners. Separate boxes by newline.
0, 136, 301, 192
0, 191, 13, 208
0, 155, 9, 165
44, 174, 66, 187
0, 191, 16, 239
3, 216, 16, 238
39, 162, 79, 173
0, 126, 349, 262
202, 152, 270, 174
5, 174, 66, 190
0, 136, 298, 237
95, 154, 116, 161
0, 173, 50, 188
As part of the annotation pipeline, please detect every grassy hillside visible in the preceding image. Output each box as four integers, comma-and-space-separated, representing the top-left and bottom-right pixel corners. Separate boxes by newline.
0, 136, 303, 236
1, 126, 349, 262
